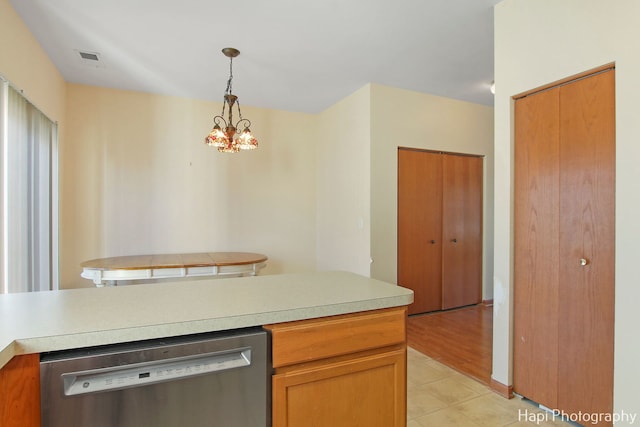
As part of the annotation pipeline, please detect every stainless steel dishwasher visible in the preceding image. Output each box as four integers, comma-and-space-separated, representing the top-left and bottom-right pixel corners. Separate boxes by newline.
40, 327, 270, 427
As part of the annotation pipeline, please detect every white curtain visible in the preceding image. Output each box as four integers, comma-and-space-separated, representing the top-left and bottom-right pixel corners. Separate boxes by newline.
1, 79, 58, 293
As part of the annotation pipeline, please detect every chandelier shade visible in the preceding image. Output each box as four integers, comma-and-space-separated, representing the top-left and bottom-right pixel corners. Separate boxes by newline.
204, 48, 258, 153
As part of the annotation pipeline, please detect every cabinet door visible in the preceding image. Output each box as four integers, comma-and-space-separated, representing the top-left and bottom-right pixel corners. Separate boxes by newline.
398, 149, 443, 314
441, 154, 483, 310
272, 348, 406, 427
0, 354, 41, 427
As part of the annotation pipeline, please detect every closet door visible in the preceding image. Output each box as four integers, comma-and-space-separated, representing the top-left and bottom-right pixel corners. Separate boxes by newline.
398, 149, 442, 315
514, 68, 614, 422
557, 69, 615, 418
514, 86, 561, 407
441, 154, 483, 310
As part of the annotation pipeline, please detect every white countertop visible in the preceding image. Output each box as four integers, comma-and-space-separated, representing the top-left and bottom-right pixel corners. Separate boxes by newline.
0, 271, 413, 369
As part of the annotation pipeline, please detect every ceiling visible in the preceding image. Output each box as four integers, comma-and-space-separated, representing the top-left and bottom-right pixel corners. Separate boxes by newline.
10, 0, 499, 114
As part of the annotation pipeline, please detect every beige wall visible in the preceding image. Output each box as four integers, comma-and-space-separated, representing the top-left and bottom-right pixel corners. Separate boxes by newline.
494, 0, 640, 419
370, 84, 495, 300
0, 0, 65, 127
316, 85, 371, 276
62, 84, 317, 287
62, 82, 494, 289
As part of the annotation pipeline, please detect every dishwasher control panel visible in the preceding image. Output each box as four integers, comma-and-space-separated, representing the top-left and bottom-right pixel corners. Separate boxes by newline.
63, 348, 252, 396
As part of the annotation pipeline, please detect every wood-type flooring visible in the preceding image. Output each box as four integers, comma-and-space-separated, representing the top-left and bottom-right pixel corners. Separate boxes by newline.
407, 304, 492, 385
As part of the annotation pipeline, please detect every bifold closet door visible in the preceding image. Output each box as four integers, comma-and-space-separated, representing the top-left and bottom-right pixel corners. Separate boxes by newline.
514, 68, 614, 422
397, 149, 442, 315
514, 84, 561, 407
441, 154, 483, 310
557, 69, 615, 419
398, 149, 483, 315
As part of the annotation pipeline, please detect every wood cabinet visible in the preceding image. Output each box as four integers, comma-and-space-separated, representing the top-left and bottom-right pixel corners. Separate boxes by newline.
513, 67, 615, 424
0, 354, 41, 427
265, 307, 407, 427
398, 148, 483, 314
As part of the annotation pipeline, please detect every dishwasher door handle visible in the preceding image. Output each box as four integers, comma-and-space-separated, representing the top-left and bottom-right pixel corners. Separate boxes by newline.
62, 347, 252, 396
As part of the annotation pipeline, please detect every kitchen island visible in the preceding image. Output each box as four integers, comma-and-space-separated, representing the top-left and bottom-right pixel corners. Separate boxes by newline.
0, 271, 413, 426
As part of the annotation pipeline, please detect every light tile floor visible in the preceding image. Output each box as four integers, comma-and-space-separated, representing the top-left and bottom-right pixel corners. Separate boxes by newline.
407, 347, 575, 427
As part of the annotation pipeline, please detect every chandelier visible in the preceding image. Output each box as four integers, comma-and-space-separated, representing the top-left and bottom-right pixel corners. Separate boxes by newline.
204, 48, 258, 153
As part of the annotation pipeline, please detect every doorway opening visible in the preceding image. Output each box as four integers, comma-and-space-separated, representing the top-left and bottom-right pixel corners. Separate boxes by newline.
407, 304, 492, 385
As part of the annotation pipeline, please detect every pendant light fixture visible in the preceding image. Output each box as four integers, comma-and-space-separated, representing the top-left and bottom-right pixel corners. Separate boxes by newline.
204, 48, 258, 153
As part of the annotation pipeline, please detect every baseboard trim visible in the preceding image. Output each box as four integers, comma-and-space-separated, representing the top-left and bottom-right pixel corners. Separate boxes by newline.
490, 378, 513, 399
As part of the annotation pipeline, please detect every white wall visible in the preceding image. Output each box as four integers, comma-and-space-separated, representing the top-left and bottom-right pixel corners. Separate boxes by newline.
369, 84, 495, 299
316, 85, 372, 276
494, 0, 640, 420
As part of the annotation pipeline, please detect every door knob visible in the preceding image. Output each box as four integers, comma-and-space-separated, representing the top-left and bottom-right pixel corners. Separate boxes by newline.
579, 258, 589, 266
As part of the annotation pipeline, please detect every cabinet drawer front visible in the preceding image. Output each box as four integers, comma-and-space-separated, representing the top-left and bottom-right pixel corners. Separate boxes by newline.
265, 307, 406, 368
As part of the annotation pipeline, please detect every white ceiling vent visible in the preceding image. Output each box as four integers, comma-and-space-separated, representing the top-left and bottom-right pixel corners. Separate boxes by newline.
74, 49, 106, 68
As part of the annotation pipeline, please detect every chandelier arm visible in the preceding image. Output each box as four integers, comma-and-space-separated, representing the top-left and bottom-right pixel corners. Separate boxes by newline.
236, 98, 244, 121
236, 118, 252, 130
213, 115, 228, 128
220, 98, 226, 117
